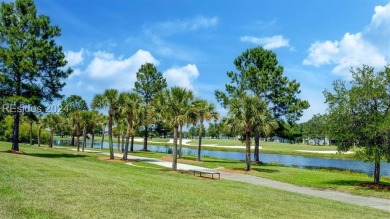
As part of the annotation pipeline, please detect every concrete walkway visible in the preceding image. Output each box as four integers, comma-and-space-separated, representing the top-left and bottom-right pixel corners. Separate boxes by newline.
77, 149, 390, 212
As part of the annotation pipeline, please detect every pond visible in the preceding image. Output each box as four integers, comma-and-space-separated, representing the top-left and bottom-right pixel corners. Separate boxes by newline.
54, 140, 390, 176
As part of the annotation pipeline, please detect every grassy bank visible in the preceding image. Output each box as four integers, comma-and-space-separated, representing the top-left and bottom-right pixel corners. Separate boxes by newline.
54, 136, 357, 159
0, 143, 389, 218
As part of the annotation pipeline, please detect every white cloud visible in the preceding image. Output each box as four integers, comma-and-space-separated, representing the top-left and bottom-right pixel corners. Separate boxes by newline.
240, 35, 290, 49
303, 2, 390, 78
85, 49, 158, 90
370, 3, 390, 31
86, 50, 158, 79
163, 64, 199, 90
145, 16, 218, 36
64, 49, 84, 67
302, 41, 339, 67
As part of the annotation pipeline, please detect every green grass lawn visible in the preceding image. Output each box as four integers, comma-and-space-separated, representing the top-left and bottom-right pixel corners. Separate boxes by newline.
1, 143, 389, 218
173, 156, 390, 199
52, 142, 389, 199
100, 148, 390, 199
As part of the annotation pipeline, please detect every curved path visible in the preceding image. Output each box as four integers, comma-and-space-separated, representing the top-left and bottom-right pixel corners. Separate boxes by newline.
76, 149, 390, 212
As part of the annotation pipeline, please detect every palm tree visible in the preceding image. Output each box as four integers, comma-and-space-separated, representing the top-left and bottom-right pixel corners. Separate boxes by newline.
118, 92, 142, 160
70, 111, 82, 151
114, 119, 126, 152
42, 114, 61, 148
89, 111, 100, 148
91, 89, 119, 159
98, 114, 108, 149
157, 87, 193, 170
224, 95, 273, 171
253, 111, 278, 164
177, 90, 194, 159
80, 111, 92, 152
24, 112, 38, 145
190, 99, 219, 161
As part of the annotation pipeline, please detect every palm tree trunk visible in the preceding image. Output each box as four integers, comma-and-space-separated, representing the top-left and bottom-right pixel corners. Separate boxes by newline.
90, 126, 95, 148
178, 124, 183, 159
82, 126, 87, 152
29, 121, 33, 145
245, 130, 251, 171
76, 127, 80, 151
123, 123, 131, 160
197, 121, 203, 161
172, 124, 178, 171
49, 130, 54, 148
101, 125, 105, 149
117, 134, 121, 152
254, 132, 260, 164
130, 136, 134, 152
37, 126, 41, 147
108, 115, 114, 159
121, 133, 125, 152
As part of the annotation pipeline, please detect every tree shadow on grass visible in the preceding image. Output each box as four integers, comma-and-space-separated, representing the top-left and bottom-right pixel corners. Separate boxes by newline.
26, 153, 87, 158
326, 180, 390, 190
251, 167, 280, 173
203, 160, 242, 164
1, 150, 87, 158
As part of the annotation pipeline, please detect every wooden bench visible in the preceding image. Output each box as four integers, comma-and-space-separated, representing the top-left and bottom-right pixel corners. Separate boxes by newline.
190, 170, 220, 179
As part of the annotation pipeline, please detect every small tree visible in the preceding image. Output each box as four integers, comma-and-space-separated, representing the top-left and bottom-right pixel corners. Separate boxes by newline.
156, 87, 193, 170
0, 0, 71, 151
324, 65, 390, 184
118, 92, 141, 160
91, 89, 119, 159
134, 63, 167, 150
223, 95, 271, 171
190, 99, 219, 161
42, 114, 61, 148
60, 95, 88, 145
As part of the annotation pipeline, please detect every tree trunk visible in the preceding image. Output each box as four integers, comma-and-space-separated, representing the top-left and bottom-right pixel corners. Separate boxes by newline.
143, 125, 148, 150
254, 132, 260, 164
101, 125, 105, 149
178, 124, 183, 159
49, 130, 54, 148
130, 136, 134, 152
121, 133, 125, 152
123, 123, 131, 160
197, 121, 203, 161
90, 126, 95, 148
76, 127, 80, 151
82, 126, 87, 152
71, 133, 75, 146
117, 134, 121, 151
29, 121, 33, 145
373, 148, 381, 184
12, 109, 20, 151
374, 161, 380, 184
37, 126, 41, 147
245, 130, 251, 171
172, 124, 178, 171
108, 115, 114, 159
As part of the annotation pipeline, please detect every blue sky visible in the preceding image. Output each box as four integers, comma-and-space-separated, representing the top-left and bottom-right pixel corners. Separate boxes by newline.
34, 0, 390, 122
